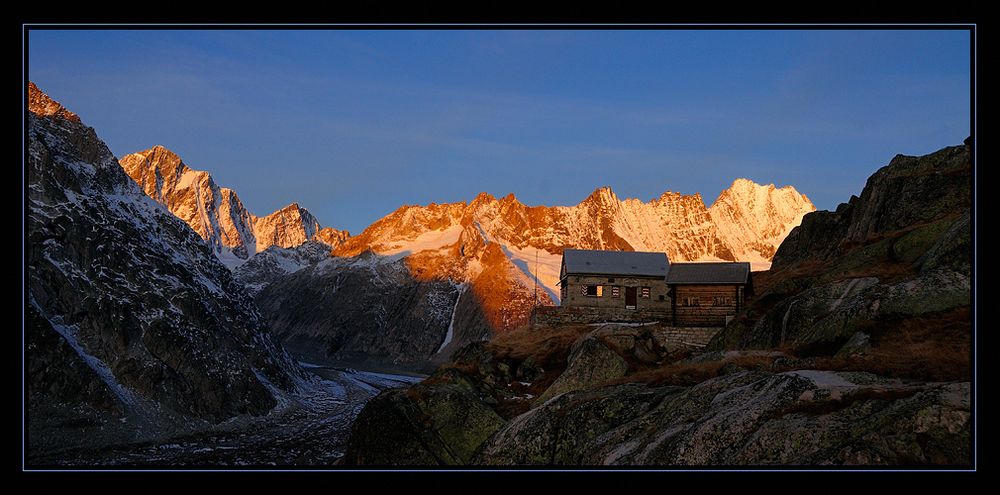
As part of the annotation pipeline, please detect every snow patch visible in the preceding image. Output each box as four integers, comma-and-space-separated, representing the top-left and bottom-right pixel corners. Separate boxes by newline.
175, 169, 200, 190
377, 224, 463, 261
45, 314, 140, 409
216, 248, 249, 269
501, 244, 562, 303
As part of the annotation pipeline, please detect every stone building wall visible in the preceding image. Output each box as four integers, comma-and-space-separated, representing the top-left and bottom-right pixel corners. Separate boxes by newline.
560, 275, 670, 310
532, 305, 672, 325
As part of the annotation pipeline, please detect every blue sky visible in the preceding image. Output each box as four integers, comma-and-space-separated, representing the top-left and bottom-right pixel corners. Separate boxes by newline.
29, 29, 971, 234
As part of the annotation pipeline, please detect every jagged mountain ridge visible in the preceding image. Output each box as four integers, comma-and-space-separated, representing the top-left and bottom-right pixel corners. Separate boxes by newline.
238, 179, 812, 369
26, 82, 305, 456
334, 180, 814, 300
119, 146, 349, 267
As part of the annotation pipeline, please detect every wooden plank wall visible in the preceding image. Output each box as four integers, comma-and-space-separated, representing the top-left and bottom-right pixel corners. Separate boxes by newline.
672, 284, 742, 327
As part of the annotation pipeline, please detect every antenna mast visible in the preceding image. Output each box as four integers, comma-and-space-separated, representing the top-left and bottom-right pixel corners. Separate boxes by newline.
533, 249, 539, 306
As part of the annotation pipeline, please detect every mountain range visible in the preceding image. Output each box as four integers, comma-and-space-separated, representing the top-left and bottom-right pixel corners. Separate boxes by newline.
28, 79, 818, 382
115, 145, 813, 369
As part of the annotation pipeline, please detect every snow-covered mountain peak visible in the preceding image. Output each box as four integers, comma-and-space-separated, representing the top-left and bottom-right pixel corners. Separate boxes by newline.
119, 146, 349, 267
141, 144, 179, 159
707, 178, 815, 263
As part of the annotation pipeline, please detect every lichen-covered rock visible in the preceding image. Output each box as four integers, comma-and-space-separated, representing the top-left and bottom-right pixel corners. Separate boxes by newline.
711, 141, 971, 354
475, 384, 676, 465
718, 268, 970, 350
772, 142, 970, 269
476, 371, 970, 466
920, 211, 971, 274
342, 369, 505, 465
533, 337, 629, 406
340, 388, 442, 466
835, 332, 871, 358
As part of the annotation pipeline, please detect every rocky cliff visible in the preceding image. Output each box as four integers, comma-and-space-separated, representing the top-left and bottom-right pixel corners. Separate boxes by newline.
119, 146, 349, 267
27, 82, 306, 457
709, 140, 972, 359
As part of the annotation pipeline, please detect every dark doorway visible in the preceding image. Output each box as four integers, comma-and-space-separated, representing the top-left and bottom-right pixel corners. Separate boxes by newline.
625, 287, 637, 309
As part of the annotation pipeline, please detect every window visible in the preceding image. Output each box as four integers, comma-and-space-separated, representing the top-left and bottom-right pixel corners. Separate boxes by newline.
597, 285, 604, 297
683, 297, 700, 306
658, 295, 665, 302
713, 296, 734, 306
611, 286, 621, 298
641, 287, 650, 299
583, 285, 603, 297
608, 277, 616, 283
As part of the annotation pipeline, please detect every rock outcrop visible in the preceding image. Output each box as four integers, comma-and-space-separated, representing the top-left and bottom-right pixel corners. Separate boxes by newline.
533, 337, 628, 405
343, 369, 506, 465
27, 83, 305, 457
345, 323, 970, 466
253, 254, 468, 370
475, 371, 969, 465
709, 141, 972, 355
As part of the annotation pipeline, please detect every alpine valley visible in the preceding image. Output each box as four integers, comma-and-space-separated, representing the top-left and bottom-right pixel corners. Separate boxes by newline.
25, 82, 971, 467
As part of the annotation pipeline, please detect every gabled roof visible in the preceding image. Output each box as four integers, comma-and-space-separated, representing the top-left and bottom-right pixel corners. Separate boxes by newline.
561, 249, 669, 278
665, 262, 751, 285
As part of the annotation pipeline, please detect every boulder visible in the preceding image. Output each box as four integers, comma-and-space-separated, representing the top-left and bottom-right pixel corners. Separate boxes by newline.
343, 369, 505, 465
835, 331, 871, 358
533, 337, 628, 406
